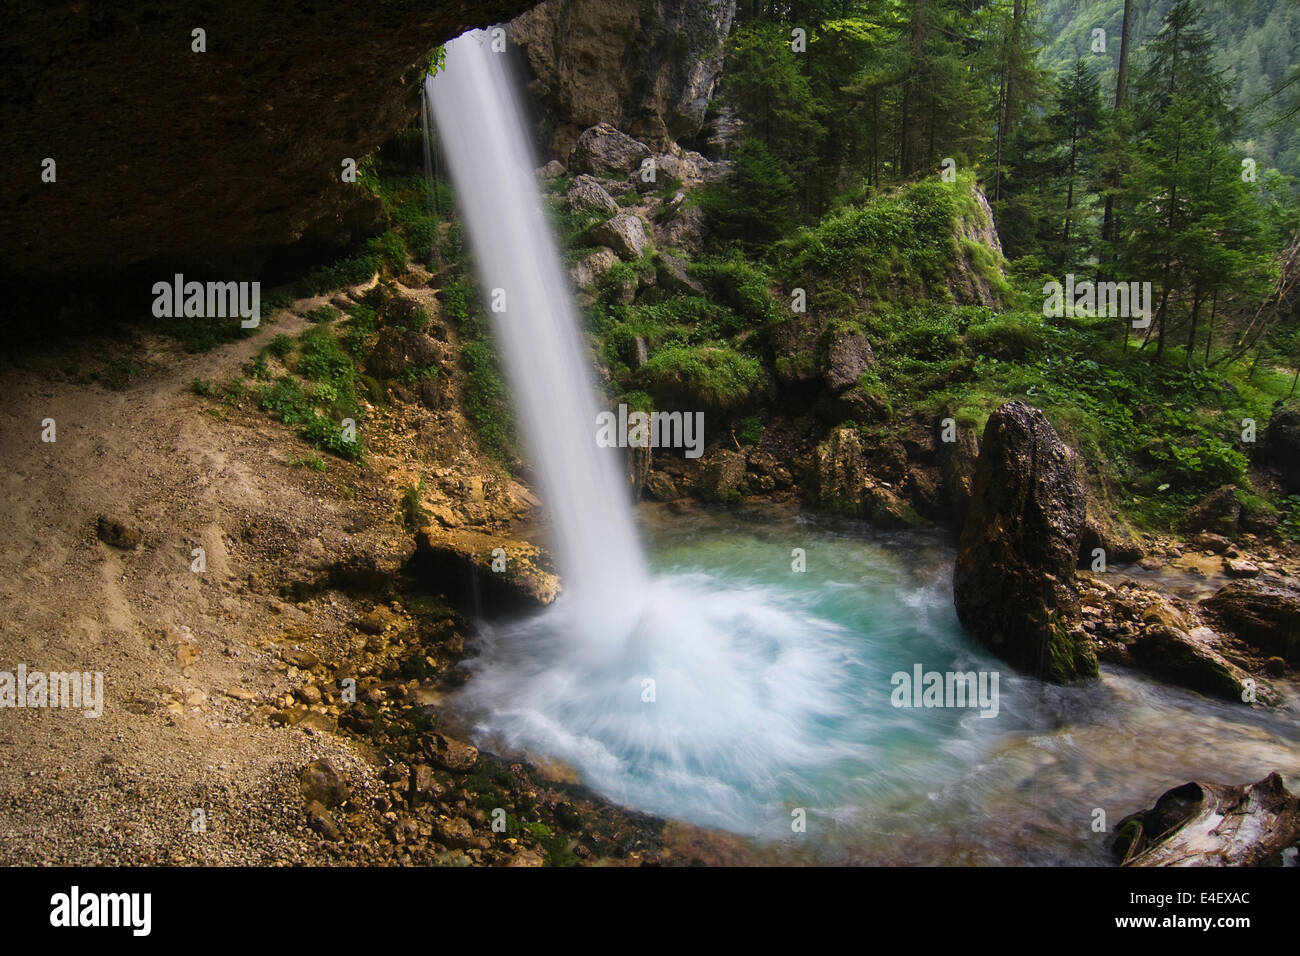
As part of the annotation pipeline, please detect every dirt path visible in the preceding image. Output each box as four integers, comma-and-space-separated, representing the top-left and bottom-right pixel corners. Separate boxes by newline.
0, 309, 410, 865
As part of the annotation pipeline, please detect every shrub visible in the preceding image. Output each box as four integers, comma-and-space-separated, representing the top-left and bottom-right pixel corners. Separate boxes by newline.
638, 344, 763, 408
400, 481, 428, 531
690, 255, 783, 326
461, 340, 515, 459
964, 312, 1047, 359
289, 454, 327, 472
297, 252, 380, 297
265, 334, 295, 359
262, 290, 295, 313
305, 305, 339, 324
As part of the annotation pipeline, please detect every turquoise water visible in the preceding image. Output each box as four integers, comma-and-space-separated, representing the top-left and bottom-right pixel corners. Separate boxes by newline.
455, 505, 1300, 864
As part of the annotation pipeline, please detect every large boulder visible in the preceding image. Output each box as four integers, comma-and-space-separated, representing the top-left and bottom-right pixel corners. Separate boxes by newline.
569, 247, 618, 289
655, 252, 704, 295
946, 185, 1006, 308
413, 528, 560, 616
813, 428, 922, 527
587, 212, 647, 260
569, 123, 652, 178
656, 202, 709, 256
821, 326, 874, 393
954, 402, 1097, 682
1201, 580, 1300, 665
632, 151, 725, 191
1185, 484, 1241, 536
1258, 407, 1300, 493
1127, 623, 1258, 703
695, 449, 746, 503
566, 174, 619, 216
1113, 773, 1300, 867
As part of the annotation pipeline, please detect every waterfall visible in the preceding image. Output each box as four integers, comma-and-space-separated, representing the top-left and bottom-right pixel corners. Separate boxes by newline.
428, 31, 647, 642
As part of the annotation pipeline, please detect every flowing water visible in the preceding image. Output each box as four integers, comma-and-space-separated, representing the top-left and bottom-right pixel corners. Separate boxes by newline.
429, 32, 1300, 864
428, 32, 646, 646
455, 507, 1300, 863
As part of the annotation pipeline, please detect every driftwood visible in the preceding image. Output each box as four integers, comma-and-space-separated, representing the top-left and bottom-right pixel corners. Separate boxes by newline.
1113, 773, 1300, 866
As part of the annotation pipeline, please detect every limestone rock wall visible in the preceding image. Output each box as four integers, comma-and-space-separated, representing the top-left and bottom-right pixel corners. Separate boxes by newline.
507, 0, 736, 161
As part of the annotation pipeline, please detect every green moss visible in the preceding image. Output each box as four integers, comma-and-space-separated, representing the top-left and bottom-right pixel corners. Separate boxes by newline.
737, 415, 764, 446
638, 343, 762, 408
778, 175, 962, 307
1042, 616, 1098, 683
963, 311, 1047, 359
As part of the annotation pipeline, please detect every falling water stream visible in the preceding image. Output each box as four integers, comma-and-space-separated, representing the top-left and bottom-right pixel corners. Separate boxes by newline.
428, 31, 1300, 863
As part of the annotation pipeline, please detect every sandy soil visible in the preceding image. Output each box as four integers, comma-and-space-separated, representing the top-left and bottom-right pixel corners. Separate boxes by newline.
0, 305, 442, 865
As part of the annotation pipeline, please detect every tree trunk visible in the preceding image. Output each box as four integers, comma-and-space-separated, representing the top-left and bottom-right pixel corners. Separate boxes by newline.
1114, 0, 1134, 108
1100, 0, 1134, 275
1186, 290, 1202, 365
1203, 289, 1218, 363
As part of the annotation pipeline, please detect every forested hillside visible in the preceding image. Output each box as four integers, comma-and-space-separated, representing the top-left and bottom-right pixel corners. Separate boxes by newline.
679, 0, 1300, 535
1039, 0, 1300, 177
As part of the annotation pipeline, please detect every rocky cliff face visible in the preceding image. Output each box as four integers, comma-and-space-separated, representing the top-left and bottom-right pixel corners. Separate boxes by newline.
1, 0, 536, 281
506, 0, 736, 161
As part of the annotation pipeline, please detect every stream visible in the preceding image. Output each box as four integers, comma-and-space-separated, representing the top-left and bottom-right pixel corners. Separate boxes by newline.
453, 505, 1300, 864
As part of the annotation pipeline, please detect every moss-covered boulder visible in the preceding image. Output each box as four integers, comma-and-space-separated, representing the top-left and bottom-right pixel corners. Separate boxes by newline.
954, 401, 1097, 683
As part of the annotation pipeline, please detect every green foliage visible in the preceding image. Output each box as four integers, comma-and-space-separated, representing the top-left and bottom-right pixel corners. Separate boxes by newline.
737, 415, 764, 446
165, 314, 256, 353
296, 252, 380, 297
263, 290, 294, 313
637, 343, 763, 408
400, 480, 428, 532
695, 138, 796, 245
1279, 495, 1300, 541
252, 320, 364, 463
298, 324, 354, 389
689, 255, 784, 325
242, 354, 271, 381
340, 304, 379, 359
461, 340, 516, 460
371, 230, 409, 274
189, 377, 214, 396
288, 454, 327, 472
438, 276, 517, 459
964, 312, 1048, 359
264, 334, 295, 359
779, 176, 963, 309
306, 305, 339, 324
